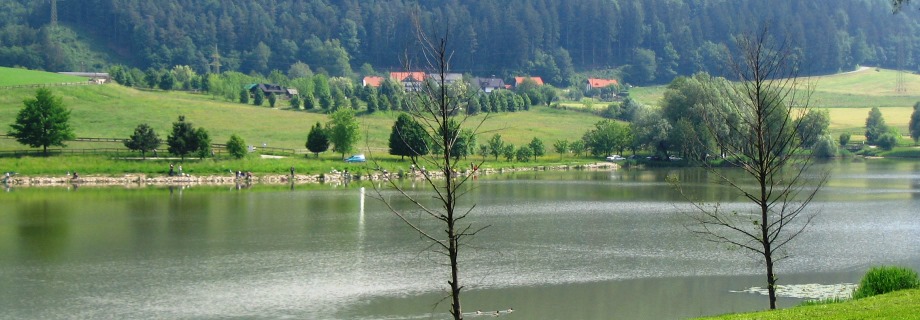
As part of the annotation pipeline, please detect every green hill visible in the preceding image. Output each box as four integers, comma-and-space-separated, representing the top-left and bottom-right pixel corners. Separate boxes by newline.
0, 67, 89, 86
3, 66, 918, 154
0, 84, 601, 152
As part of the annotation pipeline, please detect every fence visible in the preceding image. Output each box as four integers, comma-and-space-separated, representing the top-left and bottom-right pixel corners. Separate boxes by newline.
0, 148, 136, 157
1, 135, 387, 158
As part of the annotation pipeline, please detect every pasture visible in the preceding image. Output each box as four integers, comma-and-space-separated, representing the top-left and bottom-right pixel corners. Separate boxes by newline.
0, 67, 89, 86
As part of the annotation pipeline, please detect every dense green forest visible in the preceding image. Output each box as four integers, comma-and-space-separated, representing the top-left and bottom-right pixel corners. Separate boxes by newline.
2, 0, 920, 86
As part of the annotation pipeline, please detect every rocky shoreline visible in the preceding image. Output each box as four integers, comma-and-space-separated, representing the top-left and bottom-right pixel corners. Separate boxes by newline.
2, 162, 618, 188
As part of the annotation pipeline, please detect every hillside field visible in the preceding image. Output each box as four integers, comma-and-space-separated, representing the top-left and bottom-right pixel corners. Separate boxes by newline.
628, 67, 920, 137
0, 81, 601, 152
0, 67, 89, 86
3, 67, 920, 154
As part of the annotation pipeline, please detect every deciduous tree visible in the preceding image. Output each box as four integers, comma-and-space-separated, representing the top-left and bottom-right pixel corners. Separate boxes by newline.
865, 107, 887, 145
553, 140, 569, 158
388, 113, 429, 161
226, 134, 247, 159
371, 26, 492, 320
194, 127, 212, 159
327, 108, 360, 158
910, 101, 920, 144
529, 137, 545, 159
486, 133, 504, 160
672, 27, 828, 310
8, 89, 75, 155
515, 145, 533, 162
583, 119, 631, 157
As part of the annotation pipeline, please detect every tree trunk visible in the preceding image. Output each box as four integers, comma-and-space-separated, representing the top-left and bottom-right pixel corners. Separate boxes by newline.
449, 227, 462, 319
766, 253, 777, 309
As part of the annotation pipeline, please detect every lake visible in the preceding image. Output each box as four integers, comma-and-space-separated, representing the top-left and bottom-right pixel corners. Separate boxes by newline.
1, 159, 918, 319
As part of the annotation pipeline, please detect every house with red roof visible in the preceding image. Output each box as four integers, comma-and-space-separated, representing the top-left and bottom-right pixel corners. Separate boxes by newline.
586, 78, 619, 90
362, 76, 384, 87
585, 78, 621, 101
514, 76, 544, 87
390, 72, 426, 91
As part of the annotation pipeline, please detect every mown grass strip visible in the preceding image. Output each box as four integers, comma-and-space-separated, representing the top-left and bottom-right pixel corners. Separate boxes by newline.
698, 289, 920, 320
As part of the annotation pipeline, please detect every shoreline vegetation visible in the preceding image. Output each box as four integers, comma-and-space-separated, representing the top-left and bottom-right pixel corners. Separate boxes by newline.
1, 161, 618, 188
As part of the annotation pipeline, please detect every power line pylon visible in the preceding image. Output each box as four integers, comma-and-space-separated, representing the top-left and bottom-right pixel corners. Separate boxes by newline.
50, 0, 59, 29
210, 46, 222, 74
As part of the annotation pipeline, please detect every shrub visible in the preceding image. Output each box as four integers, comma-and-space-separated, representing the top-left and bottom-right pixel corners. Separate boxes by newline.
812, 135, 838, 158
877, 133, 899, 151
226, 134, 247, 159
838, 133, 850, 147
852, 266, 919, 299
856, 146, 879, 157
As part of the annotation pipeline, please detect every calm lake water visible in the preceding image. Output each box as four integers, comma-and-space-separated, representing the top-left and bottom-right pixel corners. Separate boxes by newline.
1, 159, 918, 319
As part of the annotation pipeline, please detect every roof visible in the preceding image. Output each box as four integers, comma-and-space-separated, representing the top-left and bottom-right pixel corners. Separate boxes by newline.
429, 73, 463, 83
362, 76, 384, 87
248, 83, 287, 94
515, 76, 544, 86
475, 77, 505, 88
587, 78, 619, 88
258, 83, 287, 94
59, 72, 110, 79
390, 72, 426, 82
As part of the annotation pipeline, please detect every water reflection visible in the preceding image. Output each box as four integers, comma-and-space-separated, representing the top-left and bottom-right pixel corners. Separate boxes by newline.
17, 200, 70, 262
913, 163, 920, 200
0, 161, 918, 319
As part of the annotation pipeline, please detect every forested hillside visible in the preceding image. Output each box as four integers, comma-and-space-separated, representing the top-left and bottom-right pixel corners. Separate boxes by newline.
2, 0, 919, 86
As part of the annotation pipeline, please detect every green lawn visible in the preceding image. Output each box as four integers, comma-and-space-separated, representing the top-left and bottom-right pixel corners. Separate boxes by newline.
0, 66, 89, 86
699, 289, 920, 320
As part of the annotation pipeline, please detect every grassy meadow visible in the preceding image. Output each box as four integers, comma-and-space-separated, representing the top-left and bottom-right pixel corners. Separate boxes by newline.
0, 67, 89, 86
3, 66, 920, 173
0, 78, 600, 154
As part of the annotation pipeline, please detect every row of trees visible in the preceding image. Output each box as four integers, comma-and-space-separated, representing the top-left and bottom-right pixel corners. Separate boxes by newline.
109, 63, 550, 116
123, 117, 254, 160
304, 108, 360, 158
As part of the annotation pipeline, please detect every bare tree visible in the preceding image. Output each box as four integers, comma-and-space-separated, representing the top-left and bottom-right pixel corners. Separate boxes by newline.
371, 21, 490, 320
671, 27, 828, 310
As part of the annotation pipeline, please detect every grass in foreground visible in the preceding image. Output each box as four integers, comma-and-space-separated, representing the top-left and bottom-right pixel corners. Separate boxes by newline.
698, 289, 920, 320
